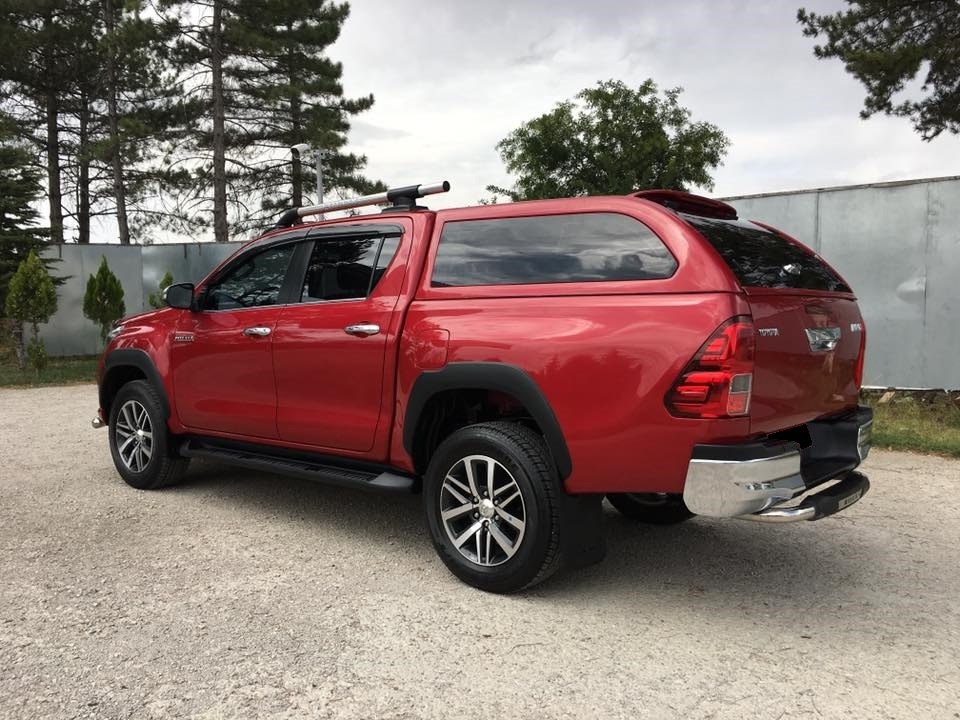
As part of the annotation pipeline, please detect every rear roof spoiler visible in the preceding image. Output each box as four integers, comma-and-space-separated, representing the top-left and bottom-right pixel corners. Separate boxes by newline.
629, 189, 738, 220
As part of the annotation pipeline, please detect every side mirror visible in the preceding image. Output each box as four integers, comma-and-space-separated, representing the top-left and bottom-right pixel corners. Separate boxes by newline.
164, 282, 195, 310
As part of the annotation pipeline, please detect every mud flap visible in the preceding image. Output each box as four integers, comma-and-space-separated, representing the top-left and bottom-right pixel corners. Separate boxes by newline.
559, 492, 606, 569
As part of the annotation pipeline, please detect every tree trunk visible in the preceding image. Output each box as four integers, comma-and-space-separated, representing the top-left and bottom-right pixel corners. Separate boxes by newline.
288, 48, 302, 207
77, 98, 90, 244
43, 10, 64, 245
104, 0, 131, 245
12, 323, 25, 370
210, 0, 228, 242
291, 152, 303, 207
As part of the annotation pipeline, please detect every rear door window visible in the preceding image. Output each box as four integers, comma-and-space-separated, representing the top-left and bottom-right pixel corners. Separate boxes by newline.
300, 234, 400, 302
431, 212, 677, 287
682, 214, 850, 292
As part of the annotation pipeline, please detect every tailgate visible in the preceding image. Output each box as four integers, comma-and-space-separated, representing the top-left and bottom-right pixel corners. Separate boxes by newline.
680, 213, 865, 433
748, 292, 863, 433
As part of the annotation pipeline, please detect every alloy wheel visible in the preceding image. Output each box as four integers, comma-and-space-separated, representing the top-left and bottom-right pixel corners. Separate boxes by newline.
114, 399, 153, 473
439, 454, 527, 567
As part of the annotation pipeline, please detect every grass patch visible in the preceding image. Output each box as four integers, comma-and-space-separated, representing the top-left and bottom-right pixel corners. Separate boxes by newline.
0, 355, 99, 387
863, 392, 960, 458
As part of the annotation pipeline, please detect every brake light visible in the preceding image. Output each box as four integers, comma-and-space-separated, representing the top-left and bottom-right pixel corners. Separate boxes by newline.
666, 317, 755, 418
854, 320, 867, 389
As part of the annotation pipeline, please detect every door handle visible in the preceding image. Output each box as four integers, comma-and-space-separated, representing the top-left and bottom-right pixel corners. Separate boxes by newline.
243, 326, 272, 337
344, 323, 380, 337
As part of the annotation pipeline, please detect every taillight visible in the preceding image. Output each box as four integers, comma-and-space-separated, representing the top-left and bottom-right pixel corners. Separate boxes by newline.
666, 317, 755, 418
854, 319, 867, 389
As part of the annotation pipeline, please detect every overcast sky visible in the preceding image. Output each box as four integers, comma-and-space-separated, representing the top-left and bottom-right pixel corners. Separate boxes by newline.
330, 0, 960, 210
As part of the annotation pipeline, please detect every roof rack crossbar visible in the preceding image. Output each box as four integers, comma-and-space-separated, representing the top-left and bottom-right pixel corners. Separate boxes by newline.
276, 181, 450, 228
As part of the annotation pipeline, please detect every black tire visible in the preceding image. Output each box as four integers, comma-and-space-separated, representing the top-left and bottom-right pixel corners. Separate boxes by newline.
108, 380, 189, 490
606, 493, 694, 525
423, 421, 562, 593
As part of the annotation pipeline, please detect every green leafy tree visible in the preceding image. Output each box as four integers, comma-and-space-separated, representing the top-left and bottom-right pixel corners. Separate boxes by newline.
83, 255, 125, 343
147, 270, 174, 309
488, 80, 729, 202
5, 251, 57, 370
798, 2, 960, 140
487, 80, 730, 202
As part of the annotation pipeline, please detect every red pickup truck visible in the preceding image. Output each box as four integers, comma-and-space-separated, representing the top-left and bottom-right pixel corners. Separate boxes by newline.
94, 182, 872, 593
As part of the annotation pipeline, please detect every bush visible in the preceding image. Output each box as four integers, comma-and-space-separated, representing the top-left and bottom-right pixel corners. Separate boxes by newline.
83, 256, 126, 344
26, 336, 47, 373
147, 270, 174, 309
4, 250, 57, 369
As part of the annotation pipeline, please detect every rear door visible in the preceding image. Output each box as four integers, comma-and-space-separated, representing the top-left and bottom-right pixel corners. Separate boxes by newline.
682, 214, 864, 433
272, 224, 405, 452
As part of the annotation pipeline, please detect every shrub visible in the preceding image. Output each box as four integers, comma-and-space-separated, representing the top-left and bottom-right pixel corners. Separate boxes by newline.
4, 250, 57, 369
147, 270, 174, 309
83, 256, 126, 344
26, 336, 47, 373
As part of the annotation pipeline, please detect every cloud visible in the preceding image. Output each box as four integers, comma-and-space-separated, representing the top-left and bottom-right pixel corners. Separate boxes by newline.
332, 0, 960, 209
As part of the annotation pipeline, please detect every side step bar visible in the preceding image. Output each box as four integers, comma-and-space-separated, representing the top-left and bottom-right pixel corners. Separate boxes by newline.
180, 440, 416, 494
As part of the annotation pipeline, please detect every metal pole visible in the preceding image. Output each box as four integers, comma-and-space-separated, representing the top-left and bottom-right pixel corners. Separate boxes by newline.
315, 149, 325, 218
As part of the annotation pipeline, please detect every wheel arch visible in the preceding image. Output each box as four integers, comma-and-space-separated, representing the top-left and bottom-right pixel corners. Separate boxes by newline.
100, 349, 170, 420
403, 362, 572, 479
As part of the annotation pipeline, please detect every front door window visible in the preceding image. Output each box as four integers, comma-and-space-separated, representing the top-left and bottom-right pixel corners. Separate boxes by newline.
203, 244, 297, 311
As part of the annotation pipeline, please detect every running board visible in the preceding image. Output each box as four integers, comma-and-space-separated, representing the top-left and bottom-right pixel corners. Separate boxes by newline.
180, 440, 416, 494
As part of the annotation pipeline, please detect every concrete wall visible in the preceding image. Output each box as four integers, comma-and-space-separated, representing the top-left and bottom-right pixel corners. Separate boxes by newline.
39, 242, 243, 356
725, 176, 960, 389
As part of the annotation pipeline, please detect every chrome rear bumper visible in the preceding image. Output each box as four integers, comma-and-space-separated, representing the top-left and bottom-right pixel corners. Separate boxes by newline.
682, 406, 873, 523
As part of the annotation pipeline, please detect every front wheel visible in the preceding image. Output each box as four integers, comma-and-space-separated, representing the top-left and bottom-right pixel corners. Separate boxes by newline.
606, 492, 694, 525
108, 380, 189, 490
423, 422, 562, 593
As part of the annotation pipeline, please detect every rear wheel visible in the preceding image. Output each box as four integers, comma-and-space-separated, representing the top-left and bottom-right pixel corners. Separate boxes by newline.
424, 422, 562, 593
606, 492, 694, 525
108, 380, 189, 490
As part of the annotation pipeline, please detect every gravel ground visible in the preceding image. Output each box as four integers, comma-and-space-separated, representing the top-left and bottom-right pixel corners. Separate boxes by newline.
1, 384, 959, 719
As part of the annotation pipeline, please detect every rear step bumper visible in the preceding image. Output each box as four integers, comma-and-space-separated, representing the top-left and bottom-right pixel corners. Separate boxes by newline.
682, 405, 872, 522
740, 472, 869, 523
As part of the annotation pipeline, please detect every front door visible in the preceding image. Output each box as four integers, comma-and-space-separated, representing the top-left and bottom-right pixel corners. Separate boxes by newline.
172, 241, 299, 439
273, 229, 404, 452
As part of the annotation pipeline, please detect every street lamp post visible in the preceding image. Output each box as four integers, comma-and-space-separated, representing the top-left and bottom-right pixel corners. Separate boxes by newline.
290, 143, 326, 216
314, 149, 326, 216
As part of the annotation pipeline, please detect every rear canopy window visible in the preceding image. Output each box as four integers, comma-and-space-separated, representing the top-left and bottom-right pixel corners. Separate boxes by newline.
682, 214, 850, 292
431, 212, 677, 287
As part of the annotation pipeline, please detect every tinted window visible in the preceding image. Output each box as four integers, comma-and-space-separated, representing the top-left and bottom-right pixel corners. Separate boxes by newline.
682, 214, 850, 292
431, 213, 677, 287
300, 235, 400, 302
203, 244, 296, 310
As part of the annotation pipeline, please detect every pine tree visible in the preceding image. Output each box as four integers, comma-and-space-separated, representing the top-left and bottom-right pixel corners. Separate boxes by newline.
0, 111, 58, 317
5, 251, 57, 370
94, 0, 195, 244
83, 255, 125, 343
163, 0, 380, 240
0, 0, 83, 243
2, 0, 199, 245
147, 270, 174, 309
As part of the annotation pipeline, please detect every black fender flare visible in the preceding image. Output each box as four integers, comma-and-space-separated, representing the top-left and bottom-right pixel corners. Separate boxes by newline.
403, 362, 572, 478
100, 348, 170, 419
